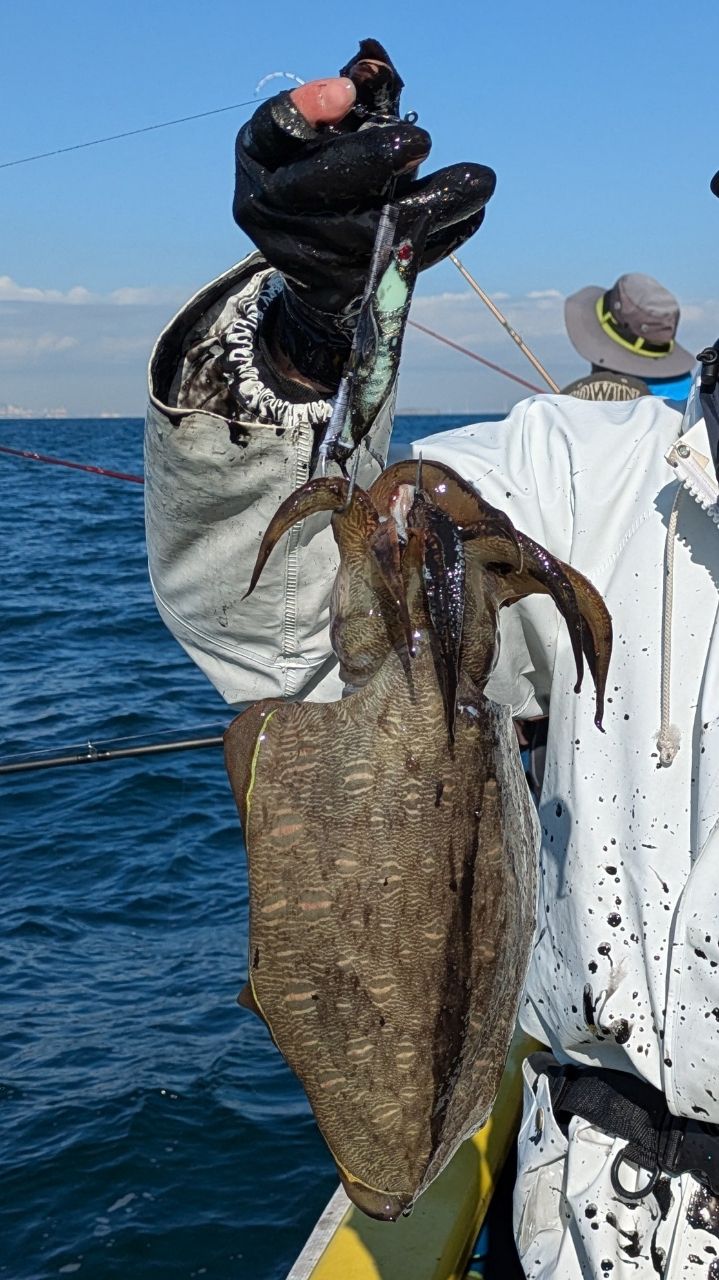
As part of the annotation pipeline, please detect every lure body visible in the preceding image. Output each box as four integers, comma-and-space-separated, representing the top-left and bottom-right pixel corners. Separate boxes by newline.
319, 210, 427, 470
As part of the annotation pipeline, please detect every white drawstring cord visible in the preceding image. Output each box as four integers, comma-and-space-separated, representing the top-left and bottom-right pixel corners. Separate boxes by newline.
656, 488, 682, 767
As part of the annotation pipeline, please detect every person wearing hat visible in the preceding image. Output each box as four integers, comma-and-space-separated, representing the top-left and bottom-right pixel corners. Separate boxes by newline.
562, 271, 695, 402
144, 44, 719, 1280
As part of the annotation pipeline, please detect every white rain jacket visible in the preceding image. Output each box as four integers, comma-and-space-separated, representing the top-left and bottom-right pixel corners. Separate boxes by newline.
416, 390, 719, 1128
145, 257, 719, 1125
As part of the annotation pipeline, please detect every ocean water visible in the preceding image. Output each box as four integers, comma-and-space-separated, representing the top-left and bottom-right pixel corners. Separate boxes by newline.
0, 414, 500, 1280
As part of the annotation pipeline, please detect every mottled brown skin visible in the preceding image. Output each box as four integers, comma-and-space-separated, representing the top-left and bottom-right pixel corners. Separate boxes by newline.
224, 461, 612, 1220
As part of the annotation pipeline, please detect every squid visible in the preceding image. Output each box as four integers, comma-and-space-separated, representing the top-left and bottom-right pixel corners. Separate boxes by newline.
224, 459, 612, 1220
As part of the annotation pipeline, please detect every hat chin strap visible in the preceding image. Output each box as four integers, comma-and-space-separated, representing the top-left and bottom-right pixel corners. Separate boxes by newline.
596, 294, 674, 359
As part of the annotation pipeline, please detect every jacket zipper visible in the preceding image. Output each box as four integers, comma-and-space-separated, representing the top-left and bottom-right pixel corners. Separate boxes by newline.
282, 423, 314, 697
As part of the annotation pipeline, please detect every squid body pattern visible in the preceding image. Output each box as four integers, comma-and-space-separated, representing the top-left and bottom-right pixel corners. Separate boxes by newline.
224, 460, 612, 1220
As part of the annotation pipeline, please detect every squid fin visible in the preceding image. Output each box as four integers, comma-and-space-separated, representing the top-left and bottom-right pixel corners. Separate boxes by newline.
237, 981, 265, 1021
224, 699, 281, 830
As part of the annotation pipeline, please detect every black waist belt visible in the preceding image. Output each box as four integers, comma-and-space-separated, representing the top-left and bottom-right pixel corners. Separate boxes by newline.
531, 1051, 719, 1201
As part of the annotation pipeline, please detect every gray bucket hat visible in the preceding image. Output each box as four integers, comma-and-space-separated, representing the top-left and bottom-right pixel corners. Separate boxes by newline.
565, 273, 694, 378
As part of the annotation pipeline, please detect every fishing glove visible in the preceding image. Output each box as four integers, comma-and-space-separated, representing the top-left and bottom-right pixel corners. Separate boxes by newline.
233, 39, 496, 392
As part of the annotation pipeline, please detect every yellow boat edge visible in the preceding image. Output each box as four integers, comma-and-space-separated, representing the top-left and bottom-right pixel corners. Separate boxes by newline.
287, 1029, 541, 1280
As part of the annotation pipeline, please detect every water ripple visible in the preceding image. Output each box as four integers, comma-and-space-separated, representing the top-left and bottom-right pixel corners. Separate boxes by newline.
0, 415, 487, 1279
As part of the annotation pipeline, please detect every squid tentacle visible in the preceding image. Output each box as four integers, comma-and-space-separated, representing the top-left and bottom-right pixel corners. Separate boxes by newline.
367, 520, 415, 657
245, 474, 415, 663
489, 532, 612, 729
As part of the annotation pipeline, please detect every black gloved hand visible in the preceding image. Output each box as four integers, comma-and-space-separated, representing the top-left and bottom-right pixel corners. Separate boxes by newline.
233, 39, 496, 391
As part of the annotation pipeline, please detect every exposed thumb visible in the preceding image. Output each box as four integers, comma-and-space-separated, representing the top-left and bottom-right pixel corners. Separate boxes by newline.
290, 77, 357, 128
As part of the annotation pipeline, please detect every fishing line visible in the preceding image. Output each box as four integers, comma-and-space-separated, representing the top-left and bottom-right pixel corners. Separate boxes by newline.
254, 71, 305, 94
1, 69, 305, 171
0, 98, 267, 171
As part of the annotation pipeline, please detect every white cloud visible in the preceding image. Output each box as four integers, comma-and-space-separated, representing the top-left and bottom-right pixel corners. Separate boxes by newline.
677, 299, 719, 327
0, 277, 94, 305
0, 275, 184, 307
0, 278, 187, 412
0, 333, 79, 361
107, 286, 179, 306
411, 286, 568, 346
95, 333, 160, 357
413, 291, 469, 307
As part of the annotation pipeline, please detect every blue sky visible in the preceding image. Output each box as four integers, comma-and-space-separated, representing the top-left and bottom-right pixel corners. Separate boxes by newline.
2, 0, 718, 415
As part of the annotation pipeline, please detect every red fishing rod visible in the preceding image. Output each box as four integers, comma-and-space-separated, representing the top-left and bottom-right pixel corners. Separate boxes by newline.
0, 443, 144, 483
408, 320, 546, 394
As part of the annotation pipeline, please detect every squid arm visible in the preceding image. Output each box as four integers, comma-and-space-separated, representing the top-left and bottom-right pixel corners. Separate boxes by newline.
245, 477, 370, 598
487, 531, 612, 729
243, 476, 414, 654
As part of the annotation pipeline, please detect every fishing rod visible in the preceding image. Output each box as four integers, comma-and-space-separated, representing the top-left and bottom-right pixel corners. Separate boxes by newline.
0, 443, 144, 483
0, 734, 225, 776
449, 253, 561, 393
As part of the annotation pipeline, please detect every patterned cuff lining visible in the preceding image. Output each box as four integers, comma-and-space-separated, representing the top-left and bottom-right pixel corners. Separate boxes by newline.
219, 270, 333, 432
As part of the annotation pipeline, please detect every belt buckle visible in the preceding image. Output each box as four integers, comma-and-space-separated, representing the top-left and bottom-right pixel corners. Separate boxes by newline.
610, 1148, 659, 1202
